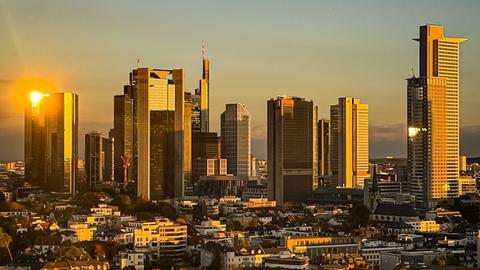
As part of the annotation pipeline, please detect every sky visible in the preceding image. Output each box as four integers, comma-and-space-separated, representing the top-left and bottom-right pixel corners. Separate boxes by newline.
0, 0, 479, 161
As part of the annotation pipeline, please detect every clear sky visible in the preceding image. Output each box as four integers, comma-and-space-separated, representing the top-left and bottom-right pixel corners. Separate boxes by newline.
0, 0, 479, 161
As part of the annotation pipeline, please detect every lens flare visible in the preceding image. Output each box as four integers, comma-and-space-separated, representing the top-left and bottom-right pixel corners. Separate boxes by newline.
408, 127, 419, 138
30, 91, 45, 104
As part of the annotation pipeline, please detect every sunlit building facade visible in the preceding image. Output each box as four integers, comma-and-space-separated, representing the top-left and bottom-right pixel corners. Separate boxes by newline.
25, 91, 78, 194
408, 24, 466, 207
131, 68, 184, 200
330, 97, 369, 188
221, 103, 251, 176
268, 96, 318, 206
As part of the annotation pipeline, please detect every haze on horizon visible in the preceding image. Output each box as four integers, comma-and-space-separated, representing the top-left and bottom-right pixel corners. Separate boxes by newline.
0, 0, 479, 161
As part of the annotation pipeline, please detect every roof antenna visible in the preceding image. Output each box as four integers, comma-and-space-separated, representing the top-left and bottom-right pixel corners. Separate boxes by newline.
411, 68, 415, 78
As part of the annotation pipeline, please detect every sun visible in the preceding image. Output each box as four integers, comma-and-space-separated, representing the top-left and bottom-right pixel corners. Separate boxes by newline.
30, 91, 45, 104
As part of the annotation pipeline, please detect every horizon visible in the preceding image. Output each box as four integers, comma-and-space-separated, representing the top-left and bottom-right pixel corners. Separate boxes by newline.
1, 0, 480, 161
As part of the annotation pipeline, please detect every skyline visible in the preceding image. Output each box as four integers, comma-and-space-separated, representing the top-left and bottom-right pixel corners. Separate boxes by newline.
1, 1, 480, 161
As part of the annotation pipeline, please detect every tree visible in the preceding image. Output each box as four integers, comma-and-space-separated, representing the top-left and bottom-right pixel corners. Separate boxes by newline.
58, 244, 90, 260
113, 195, 132, 211
0, 228, 13, 263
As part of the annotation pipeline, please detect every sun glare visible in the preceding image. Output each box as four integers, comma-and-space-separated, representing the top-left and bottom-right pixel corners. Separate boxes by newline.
30, 91, 45, 104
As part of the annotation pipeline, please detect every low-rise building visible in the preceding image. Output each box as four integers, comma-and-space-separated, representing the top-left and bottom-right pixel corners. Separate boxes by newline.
359, 240, 404, 267
118, 250, 144, 270
133, 217, 187, 260
263, 251, 309, 269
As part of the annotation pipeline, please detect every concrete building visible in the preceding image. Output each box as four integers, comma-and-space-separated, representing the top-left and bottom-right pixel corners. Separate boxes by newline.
458, 175, 477, 195
221, 103, 251, 176
268, 96, 318, 206
133, 218, 187, 260
330, 96, 369, 188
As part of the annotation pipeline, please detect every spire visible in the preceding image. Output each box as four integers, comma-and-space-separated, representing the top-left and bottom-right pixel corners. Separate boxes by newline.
202, 40, 206, 60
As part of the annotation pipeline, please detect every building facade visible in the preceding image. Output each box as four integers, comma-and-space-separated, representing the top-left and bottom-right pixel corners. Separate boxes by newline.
131, 68, 185, 200
408, 24, 466, 207
113, 87, 134, 184
25, 91, 78, 194
85, 132, 104, 190
221, 103, 251, 176
330, 96, 369, 188
268, 96, 318, 206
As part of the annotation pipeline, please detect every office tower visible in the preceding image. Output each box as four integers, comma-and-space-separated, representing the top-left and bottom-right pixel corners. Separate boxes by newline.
267, 96, 318, 206
25, 91, 78, 194
221, 103, 251, 176
330, 97, 369, 188
184, 100, 192, 186
25, 91, 48, 187
192, 132, 221, 184
318, 118, 330, 176
408, 77, 448, 206
85, 132, 104, 190
408, 24, 466, 206
188, 42, 211, 134
417, 24, 466, 198
113, 86, 133, 184
198, 41, 210, 132
103, 130, 114, 182
132, 68, 184, 200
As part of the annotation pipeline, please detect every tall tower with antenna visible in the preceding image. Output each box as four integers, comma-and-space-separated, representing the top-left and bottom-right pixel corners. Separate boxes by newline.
199, 40, 210, 132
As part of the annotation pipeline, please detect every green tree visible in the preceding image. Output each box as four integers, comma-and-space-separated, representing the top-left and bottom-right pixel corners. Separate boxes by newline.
113, 195, 132, 211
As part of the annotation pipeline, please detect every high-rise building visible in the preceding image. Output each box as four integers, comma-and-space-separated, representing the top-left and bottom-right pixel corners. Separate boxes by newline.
407, 77, 447, 206
318, 118, 330, 177
113, 86, 134, 184
192, 132, 221, 184
25, 91, 78, 194
103, 130, 114, 182
85, 132, 104, 190
330, 97, 369, 188
184, 100, 192, 186
199, 41, 210, 133
408, 24, 466, 207
221, 103, 251, 176
189, 42, 210, 133
267, 96, 318, 206
131, 68, 184, 200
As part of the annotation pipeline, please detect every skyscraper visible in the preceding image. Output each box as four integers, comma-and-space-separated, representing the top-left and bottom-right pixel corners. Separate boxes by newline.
408, 24, 466, 206
113, 86, 133, 184
25, 91, 78, 194
267, 96, 318, 206
221, 103, 251, 176
330, 97, 369, 188
184, 100, 192, 186
190, 42, 210, 133
131, 68, 184, 200
191, 132, 221, 185
318, 118, 330, 177
199, 41, 210, 133
407, 77, 447, 207
85, 132, 104, 190
103, 130, 114, 182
